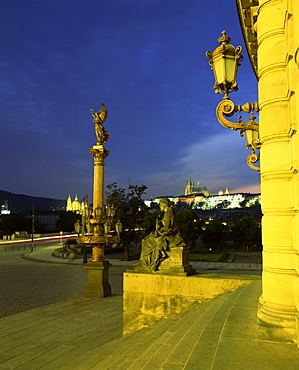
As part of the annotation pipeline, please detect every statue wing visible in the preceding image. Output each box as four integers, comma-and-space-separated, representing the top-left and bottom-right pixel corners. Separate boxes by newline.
99, 102, 108, 123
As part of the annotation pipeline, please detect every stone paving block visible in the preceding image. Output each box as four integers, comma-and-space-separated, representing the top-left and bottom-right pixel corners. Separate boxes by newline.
38, 331, 121, 370
1, 342, 42, 357
13, 359, 49, 370
184, 337, 220, 369
162, 363, 185, 369
212, 337, 299, 370
61, 339, 121, 370
125, 342, 174, 369
0, 350, 41, 369
0, 354, 12, 365
222, 306, 258, 340
91, 321, 178, 369
31, 344, 76, 363
233, 280, 261, 308
141, 344, 180, 370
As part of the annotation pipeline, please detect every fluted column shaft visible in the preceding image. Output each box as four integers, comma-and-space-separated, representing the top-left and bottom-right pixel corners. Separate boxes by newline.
89, 145, 110, 211
257, 0, 299, 343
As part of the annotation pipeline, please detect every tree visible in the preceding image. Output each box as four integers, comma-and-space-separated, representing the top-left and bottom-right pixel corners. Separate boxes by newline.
0, 214, 32, 235
141, 210, 160, 236
230, 216, 261, 251
56, 211, 79, 232
215, 200, 231, 209
239, 199, 248, 208
105, 182, 148, 260
201, 218, 228, 250
174, 201, 194, 211
176, 210, 204, 249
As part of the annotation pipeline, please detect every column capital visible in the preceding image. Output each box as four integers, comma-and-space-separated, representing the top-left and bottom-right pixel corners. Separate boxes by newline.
89, 145, 110, 165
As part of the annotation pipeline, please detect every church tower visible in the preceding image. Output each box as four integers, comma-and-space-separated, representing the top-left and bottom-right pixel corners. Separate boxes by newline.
185, 177, 194, 195
66, 194, 72, 212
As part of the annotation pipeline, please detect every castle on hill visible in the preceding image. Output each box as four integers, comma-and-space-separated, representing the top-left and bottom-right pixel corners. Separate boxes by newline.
184, 177, 229, 197
145, 176, 261, 210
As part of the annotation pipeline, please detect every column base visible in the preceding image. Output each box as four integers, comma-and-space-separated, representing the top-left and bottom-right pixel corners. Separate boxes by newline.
84, 260, 111, 298
257, 295, 297, 343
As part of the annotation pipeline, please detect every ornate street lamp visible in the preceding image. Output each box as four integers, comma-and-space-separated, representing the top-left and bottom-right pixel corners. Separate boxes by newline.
75, 203, 122, 262
74, 103, 122, 298
206, 31, 261, 171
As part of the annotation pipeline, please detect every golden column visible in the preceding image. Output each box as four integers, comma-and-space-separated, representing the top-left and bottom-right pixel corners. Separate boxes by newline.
89, 145, 110, 211
256, 0, 299, 343
76, 103, 122, 298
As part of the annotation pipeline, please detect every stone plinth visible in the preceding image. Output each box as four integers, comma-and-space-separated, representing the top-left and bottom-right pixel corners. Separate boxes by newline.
84, 260, 111, 298
133, 245, 196, 276
157, 246, 196, 276
123, 271, 251, 335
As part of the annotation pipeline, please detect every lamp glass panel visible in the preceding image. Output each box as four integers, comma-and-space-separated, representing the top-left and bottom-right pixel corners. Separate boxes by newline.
224, 56, 236, 84
213, 55, 224, 85
245, 130, 253, 147
74, 222, 81, 234
252, 130, 259, 140
106, 206, 111, 217
95, 206, 102, 217
104, 223, 111, 233
86, 223, 92, 233
110, 207, 116, 217
115, 221, 122, 234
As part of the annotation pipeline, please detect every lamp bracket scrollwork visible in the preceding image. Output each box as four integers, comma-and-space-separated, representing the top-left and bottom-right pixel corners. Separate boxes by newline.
216, 99, 261, 171
247, 150, 260, 171
216, 99, 259, 131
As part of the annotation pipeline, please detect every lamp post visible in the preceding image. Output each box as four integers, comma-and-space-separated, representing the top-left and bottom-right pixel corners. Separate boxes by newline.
75, 103, 122, 298
206, 31, 261, 171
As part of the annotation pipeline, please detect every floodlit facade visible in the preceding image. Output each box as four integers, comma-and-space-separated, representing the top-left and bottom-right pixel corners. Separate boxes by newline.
66, 194, 82, 213
1, 200, 10, 215
199, 193, 260, 209
236, 0, 299, 345
145, 192, 261, 209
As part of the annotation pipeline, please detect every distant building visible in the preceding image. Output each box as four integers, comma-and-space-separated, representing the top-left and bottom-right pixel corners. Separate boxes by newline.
66, 194, 83, 213
145, 178, 261, 210
34, 211, 60, 231
1, 200, 10, 215
197, 193, 261, 210
184, 177, 212, 196
218, 188, 230, 195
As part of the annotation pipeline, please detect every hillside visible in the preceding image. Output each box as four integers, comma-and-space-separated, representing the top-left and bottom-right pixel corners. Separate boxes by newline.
0, 190, 66, 214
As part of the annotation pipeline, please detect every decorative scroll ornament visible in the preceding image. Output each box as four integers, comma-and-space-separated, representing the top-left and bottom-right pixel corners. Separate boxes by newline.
216, 99, 261, 171
247, 151, 260, 171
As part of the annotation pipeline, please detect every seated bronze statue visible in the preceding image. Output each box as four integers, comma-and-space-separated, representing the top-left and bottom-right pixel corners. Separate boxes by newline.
135, 198, 185, 271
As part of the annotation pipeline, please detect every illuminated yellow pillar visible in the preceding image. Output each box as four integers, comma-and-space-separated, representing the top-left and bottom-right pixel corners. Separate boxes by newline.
257, 0, 299, 343
89, 145, 110, 211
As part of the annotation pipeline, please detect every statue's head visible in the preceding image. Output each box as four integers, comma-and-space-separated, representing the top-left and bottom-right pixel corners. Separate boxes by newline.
159, 198, 172, 210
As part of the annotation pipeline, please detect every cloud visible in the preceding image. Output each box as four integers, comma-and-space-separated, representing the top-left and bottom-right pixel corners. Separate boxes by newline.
178, 130, 260, 192
138, 130, 261, 199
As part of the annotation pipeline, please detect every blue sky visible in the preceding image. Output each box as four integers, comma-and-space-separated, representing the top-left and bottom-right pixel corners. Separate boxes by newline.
0, 0, 260, 201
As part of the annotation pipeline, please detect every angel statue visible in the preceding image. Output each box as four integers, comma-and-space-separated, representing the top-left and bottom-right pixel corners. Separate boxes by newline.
89, 103, 110, 145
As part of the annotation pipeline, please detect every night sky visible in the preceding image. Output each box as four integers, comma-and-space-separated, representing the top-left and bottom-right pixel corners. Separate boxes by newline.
0, 0, 260, 201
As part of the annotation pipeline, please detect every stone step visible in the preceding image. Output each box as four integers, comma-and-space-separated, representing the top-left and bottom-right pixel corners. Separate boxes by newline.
63, 286, 248, 369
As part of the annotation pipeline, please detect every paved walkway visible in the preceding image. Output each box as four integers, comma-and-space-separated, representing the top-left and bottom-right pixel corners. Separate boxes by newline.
1, 245, 298, 369
0, 279, 298, 369
22, 245, 262, 272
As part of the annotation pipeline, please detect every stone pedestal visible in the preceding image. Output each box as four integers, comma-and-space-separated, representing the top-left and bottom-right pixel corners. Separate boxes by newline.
123, 272, 252, 335
157, 246, 196, 276
84, 260, 111, 298
133, 245, 196, 276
